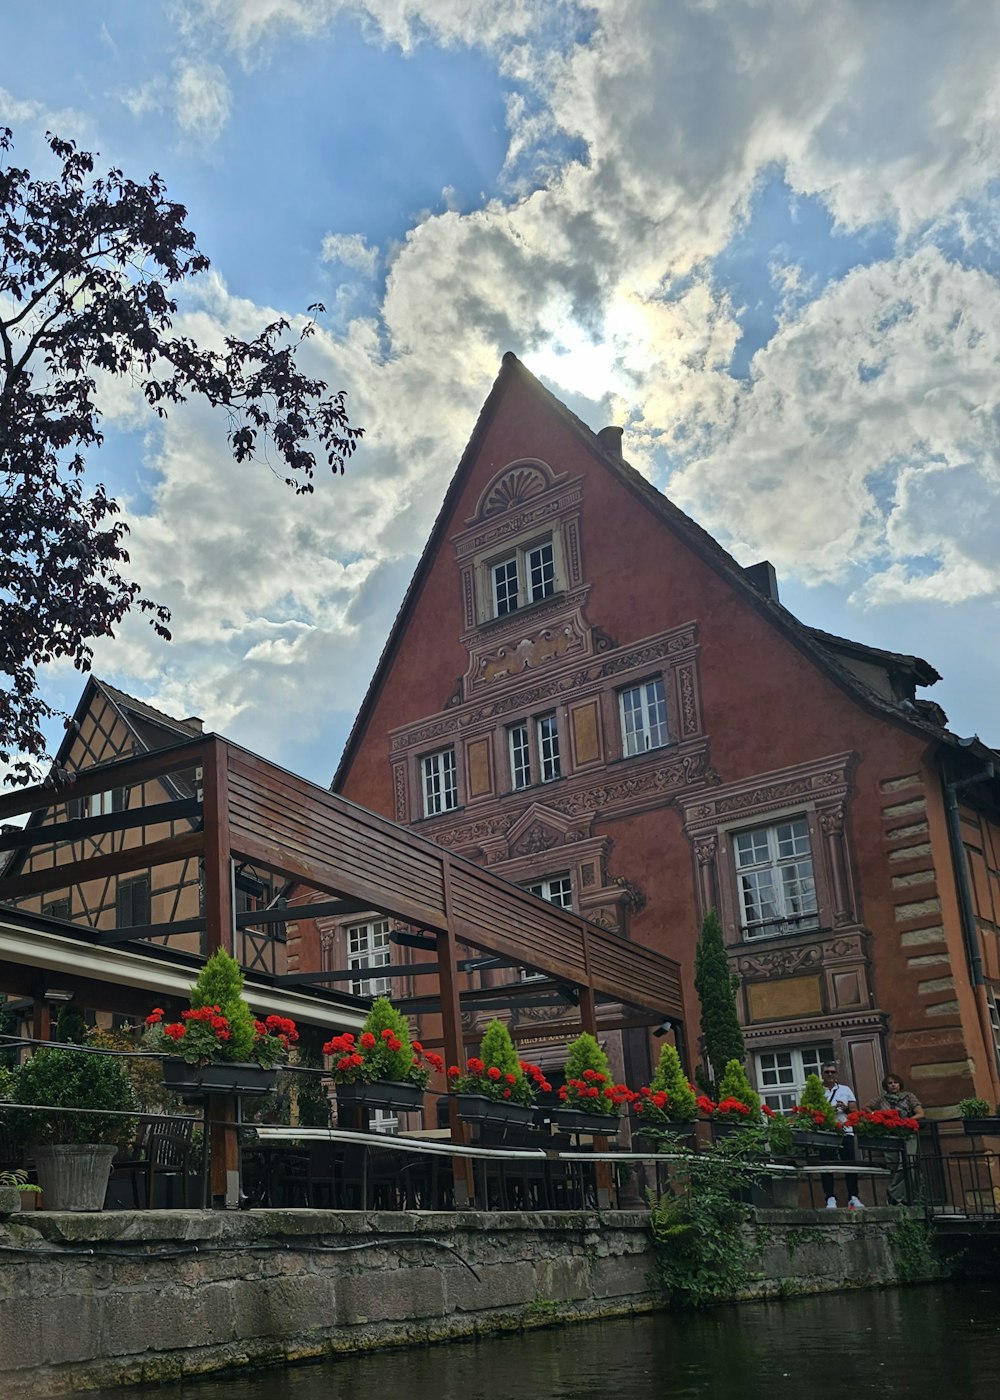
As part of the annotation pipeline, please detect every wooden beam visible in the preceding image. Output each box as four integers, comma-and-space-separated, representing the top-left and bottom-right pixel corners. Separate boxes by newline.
97, 917, 207, 945
0, 798, 202, 852
202, 738, 233, 957
234, 898, 369, 927
0, 831, 203, 902
274, 962, 441, 985
0, 737, 210, 823
438, 856, 474, 1207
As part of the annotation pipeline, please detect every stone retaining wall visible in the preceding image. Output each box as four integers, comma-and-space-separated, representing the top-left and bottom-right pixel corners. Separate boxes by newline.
0, 1207, 927, 1396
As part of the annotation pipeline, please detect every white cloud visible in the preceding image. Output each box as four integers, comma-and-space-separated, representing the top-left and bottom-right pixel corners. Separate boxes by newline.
668, 248, 1000, 602
173, 59, 232, 142
320, 232, 379, 276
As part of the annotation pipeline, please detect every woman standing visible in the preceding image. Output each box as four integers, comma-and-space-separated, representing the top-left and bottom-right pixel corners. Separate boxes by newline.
867, 1073, 924, 1204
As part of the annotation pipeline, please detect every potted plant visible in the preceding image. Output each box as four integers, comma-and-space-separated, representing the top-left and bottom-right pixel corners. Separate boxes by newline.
324, 996, 438, 1113
448, 1020, 544, 1127
846, 1107, 919, 1153
553, 1032, 632, 1136
705, 1059, 761, 1138
145, 949, 298, 1097
633, 1043, 697, 1144
789, 1073, 843, 1150
5, 1046, 137, 1210
0, 1168, 41, 1215
957, 1097, 1000, 1135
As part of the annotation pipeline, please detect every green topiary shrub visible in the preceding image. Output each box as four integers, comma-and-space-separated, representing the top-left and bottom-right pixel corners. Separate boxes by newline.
55, 1004, 88, 1045
479, 1018, 523, 1079
650, 1043, 698, 1122
795, 1073, 838, 1130
694, 910, 745, 1083
359, 996, 414, 1081
717, 1058, 761, 1119
560, 1031, 618, 1115
7, 1046, 137, 1146
190, 948, 257, 1061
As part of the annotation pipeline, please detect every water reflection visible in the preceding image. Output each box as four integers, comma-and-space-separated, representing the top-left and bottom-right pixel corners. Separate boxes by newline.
92, 1284, 1000, 1400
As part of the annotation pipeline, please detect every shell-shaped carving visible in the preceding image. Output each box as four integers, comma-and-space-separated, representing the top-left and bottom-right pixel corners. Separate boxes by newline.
481, 466, 549, 516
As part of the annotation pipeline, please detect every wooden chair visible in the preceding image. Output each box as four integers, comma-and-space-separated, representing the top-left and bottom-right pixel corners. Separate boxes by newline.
113, 1118, 194, 1208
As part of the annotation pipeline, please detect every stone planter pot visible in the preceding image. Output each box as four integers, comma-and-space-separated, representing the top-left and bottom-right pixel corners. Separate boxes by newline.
454, 1094, 537, 1128
790, 1129, 842, 1152
552, 1107, 620, 1136
0, 1184, 21, 1216
162, 1059, 277, 1098
336, 1079, 424, 1113
962, 1117, 1000, 1136
856, 1134, 907, 1154
32, 1144, 117, 1211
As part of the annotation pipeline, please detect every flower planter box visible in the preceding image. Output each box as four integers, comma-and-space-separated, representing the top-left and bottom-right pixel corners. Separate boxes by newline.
856, 1134, 907, 1154
162, 1060, 277, 1098
633, 1119, 697, 1147
552, 1107, 620, 1136
962, 1117, 1000, 1136
711, 1118, 751, 1138
454, 1094, 537, 1128
336, 1079, 424, 1113
790, 1129, 843, 1152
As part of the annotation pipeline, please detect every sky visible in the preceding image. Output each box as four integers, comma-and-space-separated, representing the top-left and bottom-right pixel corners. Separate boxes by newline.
2, 0, 1000, 784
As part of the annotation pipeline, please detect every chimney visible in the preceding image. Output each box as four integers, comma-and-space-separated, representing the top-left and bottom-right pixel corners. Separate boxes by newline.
597, 425, 624, 459
182, 717, 204, 732
744, 560, 780, 603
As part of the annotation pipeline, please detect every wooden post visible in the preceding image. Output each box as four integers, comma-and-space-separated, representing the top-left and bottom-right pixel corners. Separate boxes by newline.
207, 1093, 241, 1209
577, 981, 613, 1207
31, 999, 51, 1046
201, 738, 234, 957
438, 858, 475, 1207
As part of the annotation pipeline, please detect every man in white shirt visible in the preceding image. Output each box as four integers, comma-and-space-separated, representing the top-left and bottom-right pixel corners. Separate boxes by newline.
820, 1061, 863, 1209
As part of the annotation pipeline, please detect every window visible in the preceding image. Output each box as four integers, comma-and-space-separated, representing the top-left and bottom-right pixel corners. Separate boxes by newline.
43, 897, 71, 921
732, 817, 818, 939
347, 918, 391, 998
509, 724, 531, 790
116, 876, 151, 929
422, 748, 458, 816
506, 713, 561, 790
754, 1044, 834, 1112
619, 678, 668, 756
989, 986, 1000, 1080
521, 875, 572, 980
537, 713, 561, 782
88, 788, 126, 818
491, 536, 555, 617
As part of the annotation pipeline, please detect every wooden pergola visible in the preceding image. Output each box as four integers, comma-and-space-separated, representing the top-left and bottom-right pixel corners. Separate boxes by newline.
0, 734, 684, 1206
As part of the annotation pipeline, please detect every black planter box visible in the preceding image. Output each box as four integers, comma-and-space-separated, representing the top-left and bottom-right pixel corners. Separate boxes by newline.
162, 1059, 276, 1097
455, 1094, 537, 1127
856, 1134, 907, 1154
553, 1107, 620, 1136
963, 1117, 1000, 1136
336, 1079, 425, 1112
790, 1128, 843, 1152
633, 1119, 696, 1146
712, 1118, 752, 1138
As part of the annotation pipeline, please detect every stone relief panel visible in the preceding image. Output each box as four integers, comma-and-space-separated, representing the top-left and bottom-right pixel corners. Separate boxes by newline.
467, 612, 589, 691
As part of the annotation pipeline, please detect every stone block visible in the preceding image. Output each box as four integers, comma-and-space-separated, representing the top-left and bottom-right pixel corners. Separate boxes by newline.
232, 1275, 337, 1339
591, 1253, 655, 1299
444, 1260, 535, 1313
337, 1266, 446, 1327
0, 1292, 102, 1370
535, 1254, 590, 1302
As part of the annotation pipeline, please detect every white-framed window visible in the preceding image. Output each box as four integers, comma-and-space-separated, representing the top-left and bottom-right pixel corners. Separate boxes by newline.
490, 536, 555, 617
733, 817, 818, 939
422, 748, 458, 816
509, 723, 531, 790
989, 986, 1000, 1080
537, 713, 561, 782
88, 788, 126, 818
521, 875, 573, 980
619, 678, 668, 757
347, 917, 391, 997
506, 713, 562, 790
754, 1044, 834, 1112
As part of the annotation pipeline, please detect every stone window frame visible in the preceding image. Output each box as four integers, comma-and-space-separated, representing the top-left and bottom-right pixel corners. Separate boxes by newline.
677, 752, 857, 947
420, 746, 460, 819
507, 711, 563, 791
731, 814, 821, 941
616, 674, 671, 760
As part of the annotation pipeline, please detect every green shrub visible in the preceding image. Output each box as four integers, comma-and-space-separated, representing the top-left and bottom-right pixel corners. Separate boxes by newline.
189, 948, 257, 1061
694, 911, 744, 1082
650, 1043, 697, 1122
717, 1058, 761, 1119
55, 1004, 88, 1045
797, 1073, 837, 1129
561, 1031, 617, 1115
479, 1019, 523, 1080
6, 1047, 137, 1146
956, 1097, 992, 1118
360, 996, 414, 1081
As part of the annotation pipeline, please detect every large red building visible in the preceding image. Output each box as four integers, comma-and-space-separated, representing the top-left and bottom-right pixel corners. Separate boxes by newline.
300, 353, 1000, 1118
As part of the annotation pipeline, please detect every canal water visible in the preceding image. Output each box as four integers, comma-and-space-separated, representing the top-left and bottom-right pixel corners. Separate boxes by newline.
92, 1283, 1000, 1399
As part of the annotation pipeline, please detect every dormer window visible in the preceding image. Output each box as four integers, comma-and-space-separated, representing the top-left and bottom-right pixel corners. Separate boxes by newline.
491, 537, 555, 617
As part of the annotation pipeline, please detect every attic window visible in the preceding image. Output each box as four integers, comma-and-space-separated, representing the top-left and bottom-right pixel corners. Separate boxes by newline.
491, 537, 555, 617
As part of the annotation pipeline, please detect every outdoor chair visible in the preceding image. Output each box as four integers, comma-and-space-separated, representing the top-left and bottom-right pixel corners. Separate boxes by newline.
112, 1117, 194, 1209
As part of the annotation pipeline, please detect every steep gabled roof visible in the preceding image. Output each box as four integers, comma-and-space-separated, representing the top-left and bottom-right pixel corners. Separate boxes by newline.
332, 352, 985, 790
